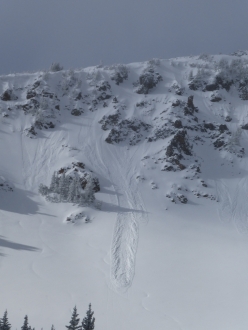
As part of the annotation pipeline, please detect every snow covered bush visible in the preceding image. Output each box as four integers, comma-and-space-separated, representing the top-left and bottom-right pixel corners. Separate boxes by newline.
214, 58, 248, 92
110, 64, 128, 85
50, 62, 63, 72
61, 70, 81, 94
134, 67, 163, 94
188, 68, 211, 90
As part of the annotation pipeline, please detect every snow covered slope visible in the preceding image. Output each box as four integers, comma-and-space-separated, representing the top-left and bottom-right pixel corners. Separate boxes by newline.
1, 53, 248, 329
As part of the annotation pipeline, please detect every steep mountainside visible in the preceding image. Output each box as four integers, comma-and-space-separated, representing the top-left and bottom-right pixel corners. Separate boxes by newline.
1, 53, 248, 330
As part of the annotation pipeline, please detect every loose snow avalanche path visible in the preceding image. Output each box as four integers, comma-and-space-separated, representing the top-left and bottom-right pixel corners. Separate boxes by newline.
78, 113, 148, 291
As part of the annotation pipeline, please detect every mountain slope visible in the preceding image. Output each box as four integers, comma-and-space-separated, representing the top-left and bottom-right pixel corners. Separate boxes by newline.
1, 53, 248, 330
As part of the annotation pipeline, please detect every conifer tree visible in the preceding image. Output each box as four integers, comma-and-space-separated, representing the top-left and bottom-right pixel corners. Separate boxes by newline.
73, 177, 81, 203
84, 177, 95, 203
0, 310, 11, 330
68, 178, 76, 203
59, 173, 68, 201
21, 316, 29, 330
50, 172, 58, 193
66, 306, 81, 330
51, 325, 55, 330
81, 304, 95, 330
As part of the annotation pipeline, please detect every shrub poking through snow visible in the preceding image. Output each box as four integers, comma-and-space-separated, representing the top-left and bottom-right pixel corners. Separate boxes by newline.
110, 64, 128, 85
134, 67, 163, 94
50, 62, 63, 72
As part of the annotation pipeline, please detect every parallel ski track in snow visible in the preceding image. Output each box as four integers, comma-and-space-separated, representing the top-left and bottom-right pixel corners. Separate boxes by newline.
80, 113, 147, 291
216, 178, 248, 233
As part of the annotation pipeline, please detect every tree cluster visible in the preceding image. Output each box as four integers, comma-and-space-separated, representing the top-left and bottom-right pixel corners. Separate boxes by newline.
0, 304, 95, 330
39, 171, 96, 205
66, 305, 95, 330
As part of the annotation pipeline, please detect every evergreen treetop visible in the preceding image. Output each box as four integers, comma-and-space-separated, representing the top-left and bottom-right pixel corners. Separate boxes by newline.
0, 310, 11, 330
66, 306, 81, 330
21, 315, 29, 330
81, 304, 95, 330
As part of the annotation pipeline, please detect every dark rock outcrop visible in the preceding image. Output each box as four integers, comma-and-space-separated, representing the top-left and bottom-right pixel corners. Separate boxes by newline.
1, 89, 18, 101
166, 129, 192, 159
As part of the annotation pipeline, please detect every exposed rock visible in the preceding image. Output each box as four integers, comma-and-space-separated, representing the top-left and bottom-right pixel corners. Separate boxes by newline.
204, 82, 219, 91
225, 116, 232, 122
71, 109, 82, 116
161, 165, 175, 171
105, 119, 151, 145
24, 125, 37, 137
215, 76, 233, 91
166, 129, 192, 159
35, 120, 55, 130
147, 124, 173, 142
41, 90, 58, 100
96, 81, 111, 92
204, 123, 216, 130
171, 83, 184, 95
177, 194, 188, 204
219, 124, 228, 133
172, 99, 182, 107
75, 92, 82, 100
1, 89, 18, 101
210, 94, 222, 102
184, 96, 198, 115
26, 90, 37, 99
174, 120, 183, 128
241, 123, 248, 130
238, 81, 248, 100
213, 138, 225, 148
90, 81, 112, 102
99, 112, 121, 130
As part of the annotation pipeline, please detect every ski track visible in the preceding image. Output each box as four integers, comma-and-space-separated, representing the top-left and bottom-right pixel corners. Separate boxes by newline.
216, 178, 248, 233
79, 114, 147, 291
233, 177, 248, 233
215, 180, 233, 224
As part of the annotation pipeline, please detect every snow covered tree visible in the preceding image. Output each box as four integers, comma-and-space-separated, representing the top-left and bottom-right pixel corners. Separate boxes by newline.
81, 304, 95, 330
84, 177, 95, 203
66, 306, 81, 330
0, 310, 11, 330
59, 172, 68, 201
51, 325, 55, 330
38, 183, 49, 196
50, 172, 59, 193
73, 176, 81, 203
68, 178, 77, 203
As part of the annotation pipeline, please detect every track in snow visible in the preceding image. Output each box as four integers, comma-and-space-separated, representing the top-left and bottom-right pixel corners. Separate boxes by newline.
80, 115, 147, 291
216, 178, 248, 233
233, 177, 248, 233
110, 212, 139, 289
215, 180, 233, 224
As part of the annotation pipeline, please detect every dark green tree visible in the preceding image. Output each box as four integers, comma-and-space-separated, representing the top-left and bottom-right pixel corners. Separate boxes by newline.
81, 304, 95, 330
66, 306, 81, 330
21, 316, 29, 330
0, 310, 11, 330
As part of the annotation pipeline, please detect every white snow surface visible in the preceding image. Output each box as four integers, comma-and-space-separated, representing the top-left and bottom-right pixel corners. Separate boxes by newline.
1, 54, 248, 329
